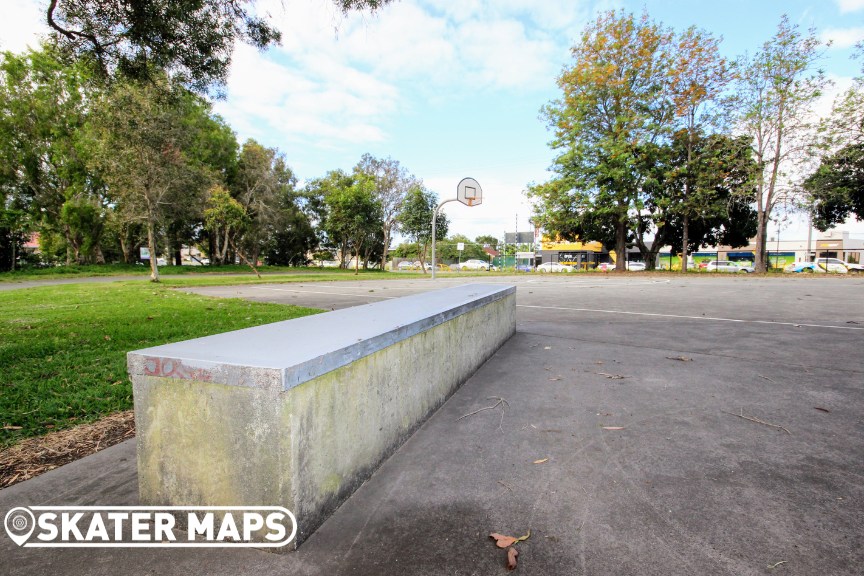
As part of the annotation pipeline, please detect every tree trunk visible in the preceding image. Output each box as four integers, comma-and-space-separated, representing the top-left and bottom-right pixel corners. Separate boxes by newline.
754, 210, 769, 273
614, 216, 627, 271
220, 228, 230, 264
354, 240, 362, 275
681, 214, 689, 273
147, 219, 159, 282
380, 224, 391, 270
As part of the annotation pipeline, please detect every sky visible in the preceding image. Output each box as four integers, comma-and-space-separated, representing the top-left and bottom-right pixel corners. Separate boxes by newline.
2, 0, 864, 244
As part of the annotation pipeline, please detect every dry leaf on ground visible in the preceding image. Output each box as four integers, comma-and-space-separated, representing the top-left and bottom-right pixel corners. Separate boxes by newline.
602, 426, 625, 430
490, 533, 518, 548
533, 458, 549, 464
507, 547, 519, 570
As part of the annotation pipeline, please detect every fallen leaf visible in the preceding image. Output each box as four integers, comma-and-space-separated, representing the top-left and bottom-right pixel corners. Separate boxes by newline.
813, 407, 831, 413
666, 356, 692, 362
548, 377, 562, 381
602, 426, 625, 430
533, 458, 549, 464
490, 533, 518, 548
103, 335, 111, 341
507, 547, 519, 570
543, 346, 551, 350
3, 425, 23, 430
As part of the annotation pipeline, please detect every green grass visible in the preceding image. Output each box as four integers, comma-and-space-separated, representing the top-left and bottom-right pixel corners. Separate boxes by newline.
0, 263, 407, 282
0, 283, 321, 447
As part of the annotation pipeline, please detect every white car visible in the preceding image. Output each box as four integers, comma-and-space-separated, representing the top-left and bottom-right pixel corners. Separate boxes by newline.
705, 260, 754, 273
460, 259, 490, 271
536, 262, 574, 273
626, 261, 646, 271
784, 258, 863, 274
397, 261, 415, 270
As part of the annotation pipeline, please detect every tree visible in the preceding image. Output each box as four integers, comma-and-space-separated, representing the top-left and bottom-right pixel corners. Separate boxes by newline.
732, 15, 829, 272
353, 153, 418, 269
0, 45, 107, 265
46, 0, 393, 92
398, 186, 448, 273
805, 44, 864, 231
229, 139, 294, 264
437, 234, 487, 262
89, 78, 212, 281
533, 11, 675, 270
654, 132, 758, 258
668, 27, 730, 271
475, 234, 500, 249
322, 174, 383, 274
203, 184, 260, 276
804, 144, 864, 230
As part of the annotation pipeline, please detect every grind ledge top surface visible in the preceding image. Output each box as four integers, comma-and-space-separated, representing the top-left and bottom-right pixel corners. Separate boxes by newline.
128, 283, 515, 390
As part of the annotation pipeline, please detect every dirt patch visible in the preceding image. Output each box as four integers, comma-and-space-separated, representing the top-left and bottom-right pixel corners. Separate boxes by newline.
0, 411, 135, 490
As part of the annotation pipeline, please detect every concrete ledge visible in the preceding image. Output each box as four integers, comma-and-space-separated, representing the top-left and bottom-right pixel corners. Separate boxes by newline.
129, 284, 515, 547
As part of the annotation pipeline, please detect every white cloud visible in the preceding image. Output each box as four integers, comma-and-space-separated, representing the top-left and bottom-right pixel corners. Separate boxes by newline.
837, 0, 864, 13
821, 26, 864, 49
215, 0, 569, 163
0, 0, 45, 53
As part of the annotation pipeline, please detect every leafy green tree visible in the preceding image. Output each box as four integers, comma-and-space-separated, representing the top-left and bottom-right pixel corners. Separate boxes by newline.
0, 45, 107, 265
475, 234, 500, 249
204, 184, 260, 276
88, 78, 212, 281
263, 197, 317, 266
805, 145, 864, 230
805, 45, 864, 231
46, 0, 393, 92
532, 10, 675, 270
353, 153, 418, 268
655, 132, 758, 259
322, 174, 383, 274
668, 26, 730, 270
398, 187, 448, 273
230, 139, 294, 264
437, 234, 487, 262
732, 15, 828, 272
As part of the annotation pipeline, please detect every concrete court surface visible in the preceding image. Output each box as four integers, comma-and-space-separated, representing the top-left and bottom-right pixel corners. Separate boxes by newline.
1, 274, 863, 575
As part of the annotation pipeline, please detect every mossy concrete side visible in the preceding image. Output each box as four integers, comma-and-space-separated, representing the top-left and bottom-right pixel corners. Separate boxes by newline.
131, 288, 515, 549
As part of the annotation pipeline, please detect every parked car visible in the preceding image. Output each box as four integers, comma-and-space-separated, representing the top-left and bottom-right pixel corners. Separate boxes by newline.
784, 258, 863, 274
414, 261, 432, 271
595, 261, 645, 271
536, 262, 574, 273
397, 261, 415, 270
705, 260, 754, 273
460, 259, 490, 271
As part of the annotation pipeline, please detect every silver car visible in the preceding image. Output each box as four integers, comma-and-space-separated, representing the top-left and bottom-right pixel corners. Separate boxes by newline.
705, 260, 754, 273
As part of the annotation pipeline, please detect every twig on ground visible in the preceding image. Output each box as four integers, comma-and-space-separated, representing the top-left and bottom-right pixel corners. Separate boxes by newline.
758, 375, 776, 383
457, 396, 510, 430
593, 372, 628, 380
722, 409, 791, 434
497, 480, 514, 492
768, 560, 787, 569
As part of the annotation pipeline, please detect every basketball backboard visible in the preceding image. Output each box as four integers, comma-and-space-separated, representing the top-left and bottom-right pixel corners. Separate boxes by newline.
457, 177, 482, 207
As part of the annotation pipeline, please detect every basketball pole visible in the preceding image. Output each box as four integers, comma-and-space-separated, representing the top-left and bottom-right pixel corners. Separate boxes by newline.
432, 178, 482, 280
431, 198, 457, 280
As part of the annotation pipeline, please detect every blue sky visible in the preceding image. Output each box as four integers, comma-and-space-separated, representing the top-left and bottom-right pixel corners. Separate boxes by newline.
3, 0, 864, 242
